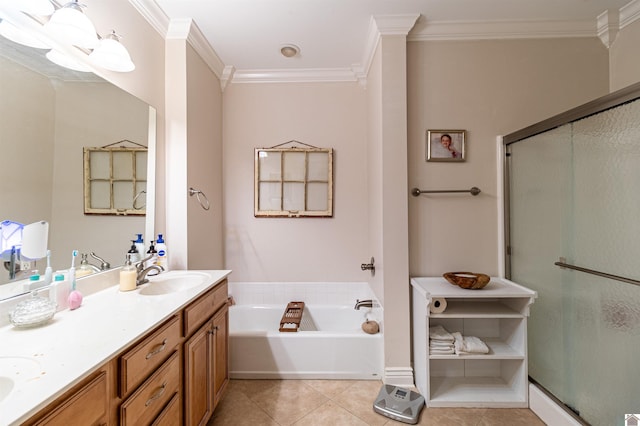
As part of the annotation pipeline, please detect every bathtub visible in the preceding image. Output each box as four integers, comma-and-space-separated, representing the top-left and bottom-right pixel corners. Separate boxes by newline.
229, 304, 383, 379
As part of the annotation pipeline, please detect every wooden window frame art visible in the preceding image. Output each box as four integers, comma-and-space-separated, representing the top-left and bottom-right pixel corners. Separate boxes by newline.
254, 143, 333, 218
83, 141, 147, 216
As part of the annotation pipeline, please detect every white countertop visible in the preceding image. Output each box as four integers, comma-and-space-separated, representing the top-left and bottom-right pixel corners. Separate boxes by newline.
0, 269, 231, 426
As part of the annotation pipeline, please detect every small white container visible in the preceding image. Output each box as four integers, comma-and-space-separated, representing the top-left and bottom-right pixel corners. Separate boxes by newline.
50, 273, 70, 311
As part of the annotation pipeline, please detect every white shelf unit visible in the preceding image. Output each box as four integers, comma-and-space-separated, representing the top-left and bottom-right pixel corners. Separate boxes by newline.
411, 277, 536, 408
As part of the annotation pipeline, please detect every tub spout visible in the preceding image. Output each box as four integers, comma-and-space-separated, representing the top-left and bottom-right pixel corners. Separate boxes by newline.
354, 299, 374, 310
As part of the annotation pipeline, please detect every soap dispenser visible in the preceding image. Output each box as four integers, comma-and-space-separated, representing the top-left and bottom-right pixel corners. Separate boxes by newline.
146, 240, 157, 267
127, 241, 140, 263
119, 254, 137, 292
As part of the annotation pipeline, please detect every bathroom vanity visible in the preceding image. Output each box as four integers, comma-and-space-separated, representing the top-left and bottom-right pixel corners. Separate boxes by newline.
411, 276, 536, 408
0, 269, 231, 426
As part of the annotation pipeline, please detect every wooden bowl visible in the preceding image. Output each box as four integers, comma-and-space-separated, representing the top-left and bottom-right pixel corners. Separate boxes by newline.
443, 272, 491, 290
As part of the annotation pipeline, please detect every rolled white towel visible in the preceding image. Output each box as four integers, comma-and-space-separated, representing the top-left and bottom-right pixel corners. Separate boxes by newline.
429, 325, 454, 342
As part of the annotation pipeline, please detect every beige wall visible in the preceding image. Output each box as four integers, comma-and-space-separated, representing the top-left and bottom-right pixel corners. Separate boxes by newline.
49, 82, 149, 271
610, 19, 640, 91
407, 37, 610, 277
0, 58, 54, 228
186, 44, 224, 269
85, 0, 167, 237
222, 82, 369, 282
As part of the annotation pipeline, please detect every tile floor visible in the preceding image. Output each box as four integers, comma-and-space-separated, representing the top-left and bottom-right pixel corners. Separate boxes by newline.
209, 379, 547, 425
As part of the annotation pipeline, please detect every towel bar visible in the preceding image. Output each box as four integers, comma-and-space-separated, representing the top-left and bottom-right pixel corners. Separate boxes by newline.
411, 187, 481, 197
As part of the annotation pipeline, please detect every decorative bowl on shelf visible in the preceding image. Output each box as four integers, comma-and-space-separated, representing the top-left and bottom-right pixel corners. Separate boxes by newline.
443, 272, 491, 290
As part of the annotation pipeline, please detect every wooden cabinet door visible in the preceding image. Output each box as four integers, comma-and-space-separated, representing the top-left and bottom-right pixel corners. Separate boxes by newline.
184, 320, 214, 426
212, 305, 229, 409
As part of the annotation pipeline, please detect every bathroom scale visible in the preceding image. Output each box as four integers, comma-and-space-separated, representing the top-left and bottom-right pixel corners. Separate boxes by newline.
373, 384, 425, 424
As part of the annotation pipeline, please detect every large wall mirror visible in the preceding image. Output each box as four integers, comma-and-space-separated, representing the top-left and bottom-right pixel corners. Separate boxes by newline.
0, 36, 156, 298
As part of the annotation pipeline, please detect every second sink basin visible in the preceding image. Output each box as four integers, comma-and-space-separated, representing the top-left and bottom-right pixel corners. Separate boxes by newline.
138, 271, 210, 296
0, 356, 42, 404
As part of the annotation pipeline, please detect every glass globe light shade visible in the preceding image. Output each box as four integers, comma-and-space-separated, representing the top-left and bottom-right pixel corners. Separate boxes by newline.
44, 2, 98, 48
89, 32, 135, 72
0, 19, 49, 48
20, 0, 55, 16
46, 48, 92, 72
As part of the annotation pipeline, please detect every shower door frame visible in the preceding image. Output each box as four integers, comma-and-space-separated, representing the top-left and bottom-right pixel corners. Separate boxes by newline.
502, 80, 640, 278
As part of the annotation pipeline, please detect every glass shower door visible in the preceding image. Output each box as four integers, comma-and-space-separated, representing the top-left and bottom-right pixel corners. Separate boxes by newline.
508, 98, 640, 426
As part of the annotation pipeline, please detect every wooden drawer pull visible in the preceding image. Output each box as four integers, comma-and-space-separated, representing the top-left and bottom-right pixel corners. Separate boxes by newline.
145, 382, 167, 407
145, 339, 168, 360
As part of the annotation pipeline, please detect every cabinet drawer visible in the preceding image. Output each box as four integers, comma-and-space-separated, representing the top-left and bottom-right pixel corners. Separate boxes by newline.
184, 280, 228, 337
151, 392, 181, 426
33, 370, 108, 426
120, 351, 180, 425
120, 314, 181, 397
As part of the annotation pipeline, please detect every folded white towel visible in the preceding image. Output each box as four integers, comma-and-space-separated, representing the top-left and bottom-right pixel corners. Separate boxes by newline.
429, 340, 454, 349
429, 325, 454, 342
429, 347, 455, 355
452, 332, 489, 355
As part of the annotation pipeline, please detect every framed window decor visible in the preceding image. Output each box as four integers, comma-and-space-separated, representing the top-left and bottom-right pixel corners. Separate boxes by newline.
427, 129, 466, 162
254, 143, 333, 218
83, 142, 147, 215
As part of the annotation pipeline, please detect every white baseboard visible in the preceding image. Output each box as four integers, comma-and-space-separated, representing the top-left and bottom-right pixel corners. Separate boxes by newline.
384, 367, 415, 387
529, 382, 583, 426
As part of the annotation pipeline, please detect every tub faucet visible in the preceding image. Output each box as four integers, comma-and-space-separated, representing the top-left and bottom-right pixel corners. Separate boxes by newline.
354, 299, 374, 310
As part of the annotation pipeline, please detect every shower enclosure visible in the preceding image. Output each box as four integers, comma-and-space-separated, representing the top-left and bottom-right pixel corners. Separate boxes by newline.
504, 83, 640, 426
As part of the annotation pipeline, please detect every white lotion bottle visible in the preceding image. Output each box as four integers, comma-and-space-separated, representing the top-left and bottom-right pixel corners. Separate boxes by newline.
155, 234, 168, 271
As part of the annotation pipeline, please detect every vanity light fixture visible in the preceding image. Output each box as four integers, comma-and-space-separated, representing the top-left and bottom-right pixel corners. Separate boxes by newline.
17, 0, 55, 16
89, 30, 135, 72
44, 1, 98, 49
46, 47, 92, 72
0, 18, 49, 48
0, 1, 135, 73
280, 44, 299, 58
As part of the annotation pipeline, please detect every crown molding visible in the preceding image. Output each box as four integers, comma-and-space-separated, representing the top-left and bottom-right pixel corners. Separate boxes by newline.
128, 0, 170, 37
372, 14, 420, 35
597, 9, 620, 48
620, 0, 640, 28
231, 68, 359, 84
408, 19, 595, 41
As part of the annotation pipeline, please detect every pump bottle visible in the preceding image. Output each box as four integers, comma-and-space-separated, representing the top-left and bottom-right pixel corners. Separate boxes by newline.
155, 234, 168, 271
119, 254, 137, 292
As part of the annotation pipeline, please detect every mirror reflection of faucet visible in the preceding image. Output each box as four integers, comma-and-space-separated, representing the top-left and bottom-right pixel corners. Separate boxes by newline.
77, 254, 101, 277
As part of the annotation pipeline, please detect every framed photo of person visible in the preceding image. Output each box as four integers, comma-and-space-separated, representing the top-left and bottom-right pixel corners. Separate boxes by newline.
426, 130, 466, 162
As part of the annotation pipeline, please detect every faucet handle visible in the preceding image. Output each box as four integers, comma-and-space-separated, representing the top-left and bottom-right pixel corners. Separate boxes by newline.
90, 252, 110, 270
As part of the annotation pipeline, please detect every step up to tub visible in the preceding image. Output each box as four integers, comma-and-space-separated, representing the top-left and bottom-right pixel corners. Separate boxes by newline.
279, 301, 305, 332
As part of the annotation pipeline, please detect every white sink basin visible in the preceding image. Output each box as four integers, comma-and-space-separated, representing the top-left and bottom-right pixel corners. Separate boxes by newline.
0, 356, 42, 403
138, 271, 210, 296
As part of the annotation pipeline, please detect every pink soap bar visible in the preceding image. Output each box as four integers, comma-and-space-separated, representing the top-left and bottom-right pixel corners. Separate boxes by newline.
68, 290, 83, 310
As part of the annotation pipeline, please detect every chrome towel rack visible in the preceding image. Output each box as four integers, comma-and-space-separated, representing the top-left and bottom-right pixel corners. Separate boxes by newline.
555, 258, 640, 287
411, 187, 481, 197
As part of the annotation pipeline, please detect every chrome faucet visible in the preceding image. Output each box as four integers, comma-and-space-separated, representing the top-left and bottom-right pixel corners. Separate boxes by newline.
354, 299, 374, 310
135, 254, 164, 286
136, 264, 163, 286
90, 252, 110, 270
